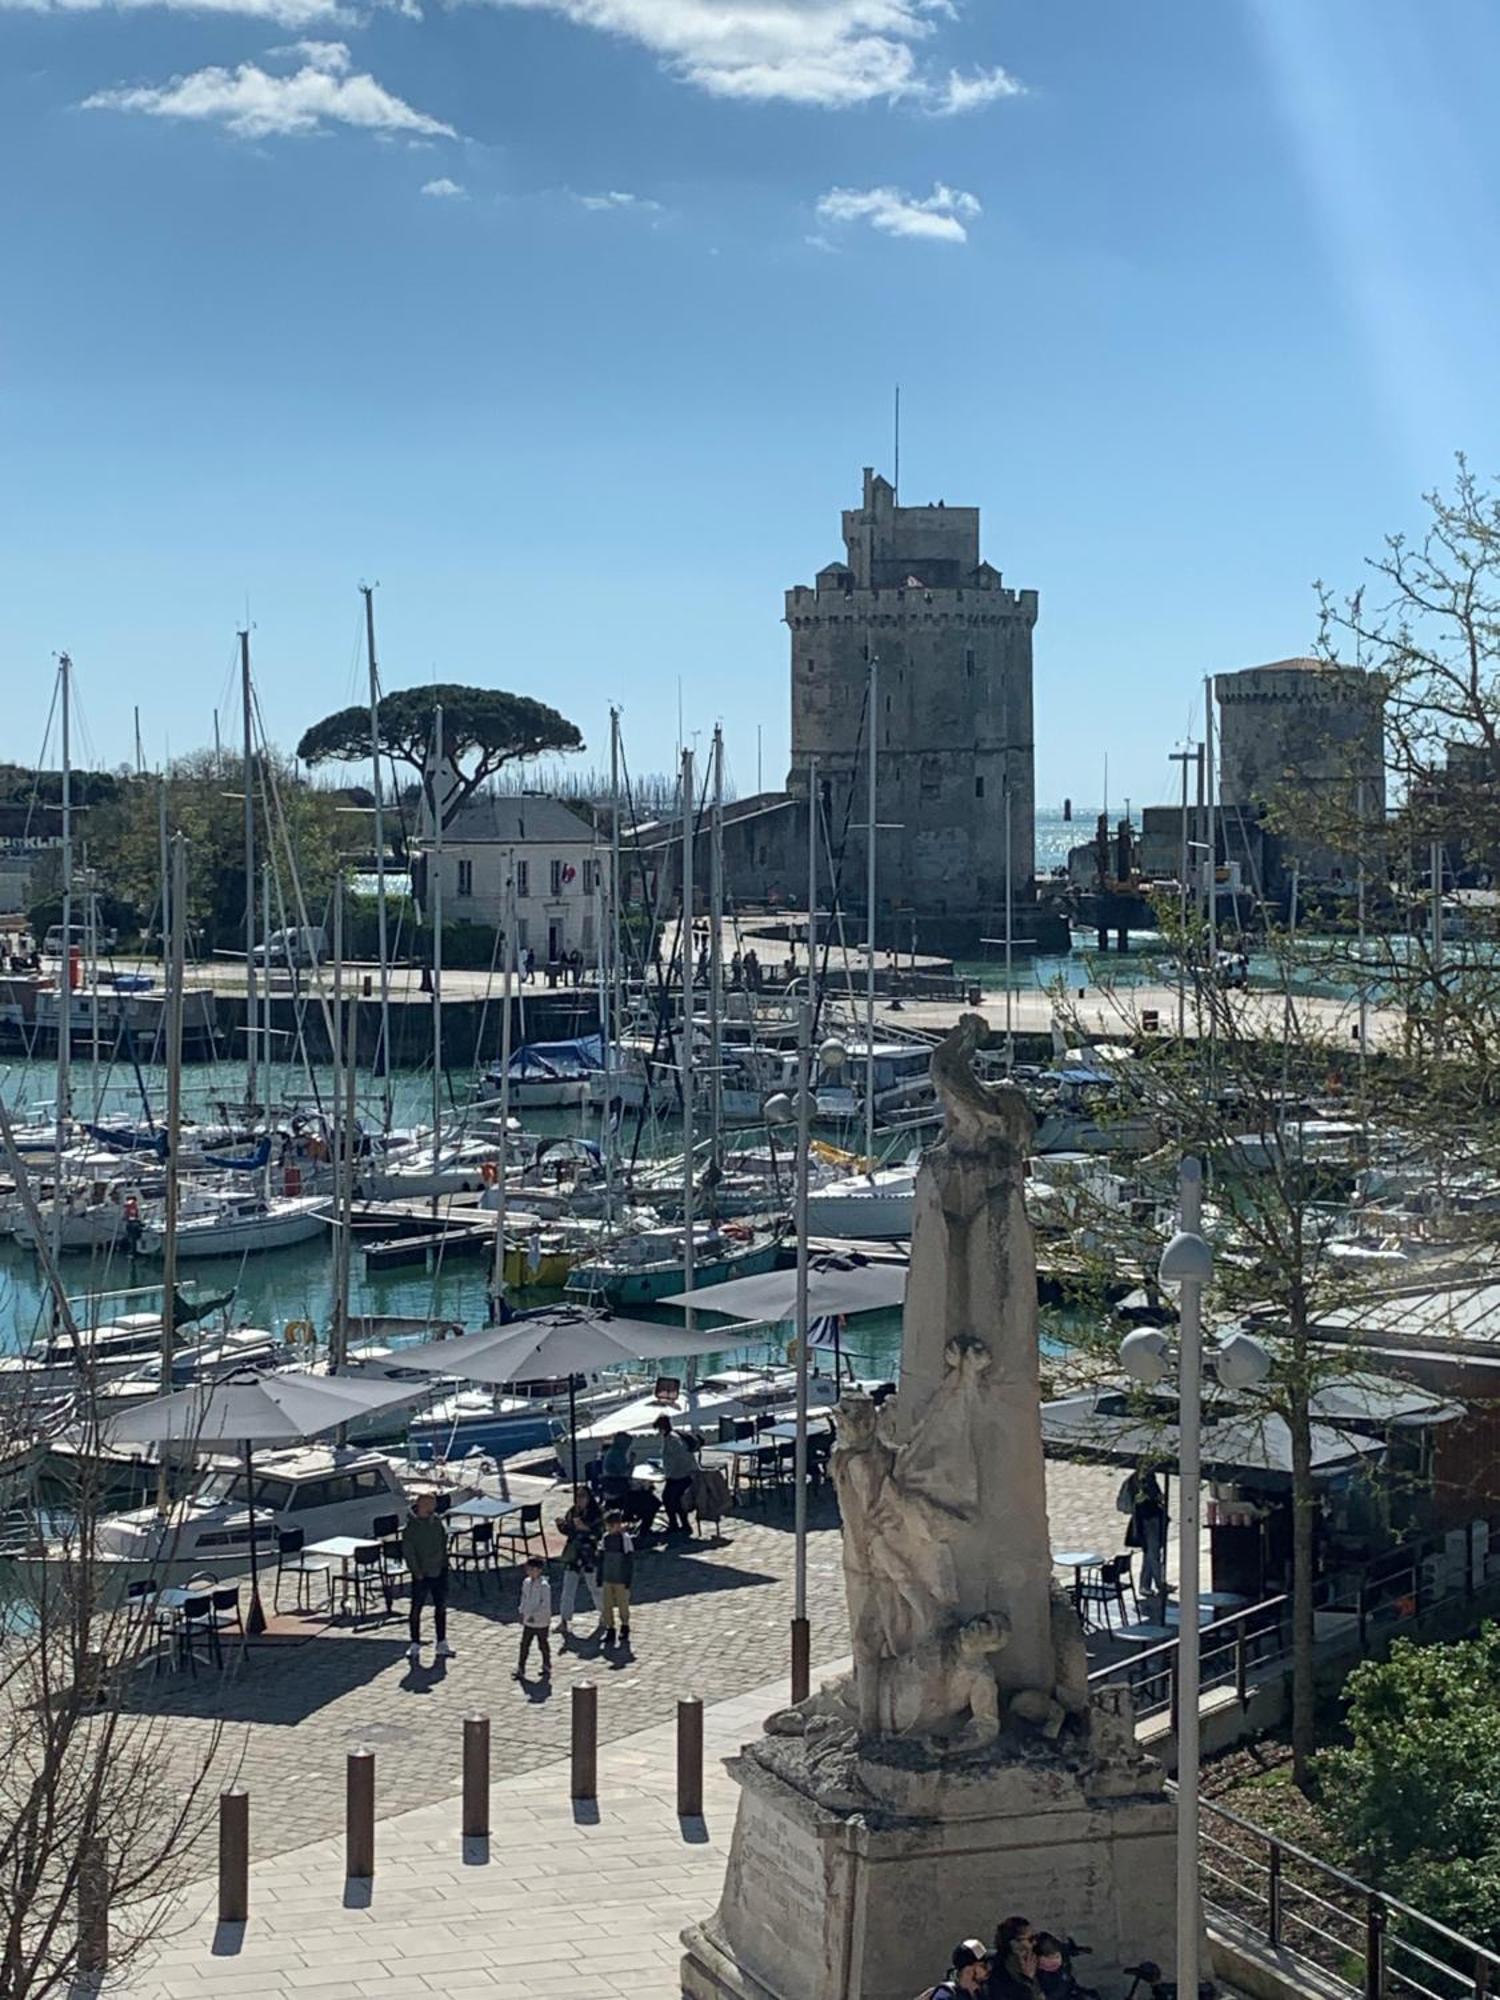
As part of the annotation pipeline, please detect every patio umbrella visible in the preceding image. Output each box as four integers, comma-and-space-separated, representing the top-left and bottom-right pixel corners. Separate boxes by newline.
397, 1307, 728, 1483
659, 1255, 907, 1323
105, 1368, 428, 1634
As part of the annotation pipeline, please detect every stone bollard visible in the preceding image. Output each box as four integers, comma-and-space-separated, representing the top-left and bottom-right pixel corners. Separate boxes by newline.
677, 1697, 703, 1819
570, 1683, 597, 1802
790, 1617, 810, 1705
462, 1714, 490, 1839
76, 1835, 108, 1977
346, 1748, 375, 1880
218, 1788, 249, 1924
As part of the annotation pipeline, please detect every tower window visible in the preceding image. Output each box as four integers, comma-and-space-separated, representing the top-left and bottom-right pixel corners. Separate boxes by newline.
975, 776, 985, 799
965, 648, 975, 677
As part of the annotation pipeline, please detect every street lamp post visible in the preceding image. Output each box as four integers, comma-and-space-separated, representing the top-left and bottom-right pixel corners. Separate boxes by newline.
1158, 1157, 1213, 2000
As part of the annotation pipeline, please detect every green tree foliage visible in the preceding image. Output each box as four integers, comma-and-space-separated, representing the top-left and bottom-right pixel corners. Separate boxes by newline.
296, 684, 583, 832
1319, 1624, 1500, 1946
83, 751, 347, 950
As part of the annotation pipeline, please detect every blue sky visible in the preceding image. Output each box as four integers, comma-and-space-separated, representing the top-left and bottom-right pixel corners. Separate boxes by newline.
3, 0, 1497, 810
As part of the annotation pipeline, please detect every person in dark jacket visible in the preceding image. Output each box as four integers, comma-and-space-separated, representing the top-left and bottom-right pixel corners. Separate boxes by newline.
595, 1511, 634, 1648
600, 1432, 635, 1502
1123, 1464, 1168, 1604
555, 1487, 604, 1638
401, 1492, 452, 1662
986, 1918, 1042, 2000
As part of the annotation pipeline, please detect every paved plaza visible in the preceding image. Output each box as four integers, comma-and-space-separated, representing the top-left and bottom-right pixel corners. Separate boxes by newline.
128, 1458, 1151, 1868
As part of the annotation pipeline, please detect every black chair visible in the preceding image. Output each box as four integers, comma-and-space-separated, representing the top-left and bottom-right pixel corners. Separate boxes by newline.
743, 1445, 783, 1504
205, 1585, 245, 1649
172, 1593, 222, 1675
380, 1535, 406, 1595
274, 1527, 332, 1614
1077, 1555, 1138, 1633
371, 1512, 400, 1540
433, 1491, 452, 1515
450, 1519, 498, 1589
124, 1577, 159, 1628
348, 1543, 389, 1620
497, 1504, 544, 1564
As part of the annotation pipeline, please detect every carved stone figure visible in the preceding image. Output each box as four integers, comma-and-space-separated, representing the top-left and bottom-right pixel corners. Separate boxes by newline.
825, 1014, 1092, 1747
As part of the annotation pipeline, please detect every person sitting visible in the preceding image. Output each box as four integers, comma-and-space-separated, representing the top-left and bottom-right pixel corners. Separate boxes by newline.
986, 1918, 1042, 1999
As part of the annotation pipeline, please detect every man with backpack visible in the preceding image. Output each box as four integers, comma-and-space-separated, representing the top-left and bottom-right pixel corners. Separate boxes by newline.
917, 1940, 992, 1999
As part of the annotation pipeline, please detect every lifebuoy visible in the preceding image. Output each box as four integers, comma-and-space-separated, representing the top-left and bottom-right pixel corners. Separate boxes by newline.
284, 1318, 314, 1345
123, 1196, 139, 1222
480, 1160, 499, 1186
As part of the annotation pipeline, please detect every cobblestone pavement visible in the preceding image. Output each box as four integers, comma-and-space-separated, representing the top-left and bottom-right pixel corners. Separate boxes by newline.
132, 1459, 1168, 1872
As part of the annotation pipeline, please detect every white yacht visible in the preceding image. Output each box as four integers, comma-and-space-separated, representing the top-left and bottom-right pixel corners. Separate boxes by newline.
804, 1164, 918, 1241
87, 1445, 477, 1586
134, 1191, 330, 1259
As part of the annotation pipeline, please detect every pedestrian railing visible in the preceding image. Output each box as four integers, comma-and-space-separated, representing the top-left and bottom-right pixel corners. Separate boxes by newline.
1086, 1595, 1291, 1725
1085, 1512, 1500, 1730
1199, 1793, 1500, 2000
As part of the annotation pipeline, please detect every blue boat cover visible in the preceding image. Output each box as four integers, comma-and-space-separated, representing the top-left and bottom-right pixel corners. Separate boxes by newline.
203, 1136, 273, 1172
506, 1034, 604, 1079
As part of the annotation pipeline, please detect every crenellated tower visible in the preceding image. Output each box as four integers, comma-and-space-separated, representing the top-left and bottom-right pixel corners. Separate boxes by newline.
786, 469, 1036, 934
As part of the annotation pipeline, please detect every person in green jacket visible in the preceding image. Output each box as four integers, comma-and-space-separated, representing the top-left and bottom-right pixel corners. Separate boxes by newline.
401, 1492, 453, 1663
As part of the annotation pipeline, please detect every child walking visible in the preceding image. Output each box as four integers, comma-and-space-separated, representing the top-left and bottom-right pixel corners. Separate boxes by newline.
595, 1511, 635, 1648
514, 1556, 552, 1680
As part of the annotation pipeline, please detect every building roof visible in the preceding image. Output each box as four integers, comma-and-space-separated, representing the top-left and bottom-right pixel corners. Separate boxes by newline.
444, 795, 597, 845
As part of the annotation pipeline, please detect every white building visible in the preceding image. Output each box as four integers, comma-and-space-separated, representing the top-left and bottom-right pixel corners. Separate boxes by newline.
428, 795, 605, 967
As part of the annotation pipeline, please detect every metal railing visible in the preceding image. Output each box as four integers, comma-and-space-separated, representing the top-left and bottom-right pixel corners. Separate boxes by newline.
1086, 1595, 1291, 1724
1200, 1794, 1500, 2000
1084, 1514, 1500, 1727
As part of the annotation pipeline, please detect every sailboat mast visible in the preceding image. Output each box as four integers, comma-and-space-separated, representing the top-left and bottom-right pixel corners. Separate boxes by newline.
488, 854, 515, 1321
709, 724, 724, 1177
680, 747, 695, 1330
430, 703, 445, 1209
52, 653, 73, 1280
607, 707, 622, 1214
331, 874, 352, 1370
156, 831, 187, 1509
241, 630, 258, 1113
361, 585, 393, 1131
864, 656, 877, 1165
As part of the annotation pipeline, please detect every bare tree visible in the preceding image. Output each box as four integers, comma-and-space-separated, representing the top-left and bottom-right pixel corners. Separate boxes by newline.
1, 1368, 225, 1999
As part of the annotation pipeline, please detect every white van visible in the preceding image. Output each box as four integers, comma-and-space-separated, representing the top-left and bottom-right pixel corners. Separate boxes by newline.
251, 926, 328, 969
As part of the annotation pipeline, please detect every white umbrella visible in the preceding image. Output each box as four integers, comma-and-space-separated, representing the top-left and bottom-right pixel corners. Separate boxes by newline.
106, 1369, 427, 1633
398, 1308, 730, 1483
659, 1256, 907, 1322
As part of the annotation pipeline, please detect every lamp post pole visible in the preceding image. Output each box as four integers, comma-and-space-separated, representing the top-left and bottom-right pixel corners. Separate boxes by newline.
1169, 1155, 1208, 2000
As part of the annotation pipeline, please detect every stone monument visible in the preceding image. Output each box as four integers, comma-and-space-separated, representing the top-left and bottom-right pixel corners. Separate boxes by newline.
681, 1016, 1181, 2000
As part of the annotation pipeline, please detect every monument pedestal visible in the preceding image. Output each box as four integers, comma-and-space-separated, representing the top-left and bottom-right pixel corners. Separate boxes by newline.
681, 1696, 1182, 2000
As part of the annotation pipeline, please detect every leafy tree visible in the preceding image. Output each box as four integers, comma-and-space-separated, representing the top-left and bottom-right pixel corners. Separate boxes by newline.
1319, 1624, 1500, 1949
82, 751, 347, 950
296, 684, 583, 832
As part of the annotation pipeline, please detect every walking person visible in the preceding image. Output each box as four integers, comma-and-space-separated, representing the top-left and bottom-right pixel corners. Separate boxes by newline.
401, 1491, 454, 1663
595, 1511, 634, 1648
555, 1487, 603, 1639
514, 1556, 552, 1681
654, 1413, 697, 1537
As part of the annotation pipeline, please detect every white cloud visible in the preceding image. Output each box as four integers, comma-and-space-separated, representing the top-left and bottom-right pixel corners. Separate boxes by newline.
3, 0, 410, 26
930, 62, 1021, 115
83, 41, 455, 137
485, 0, 1018, 112
817, 179, 980, 242
574, 188, 662, 212
421, 175, 466, 196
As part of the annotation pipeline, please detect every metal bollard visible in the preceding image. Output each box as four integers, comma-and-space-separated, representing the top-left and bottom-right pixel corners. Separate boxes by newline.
571, 1683, 597, 1802
346, 1748, 375, 1880
462, 1714, 490, 1839
76, 1835, 108, 1976
790, 1617, 810, 1705
677, 1697, 703, 1818
218, 1788, 249, 1924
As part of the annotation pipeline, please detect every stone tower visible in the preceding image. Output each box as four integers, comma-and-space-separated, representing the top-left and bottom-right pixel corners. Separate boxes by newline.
786, 469, 1036, 943
1216, 658, 1385, 886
